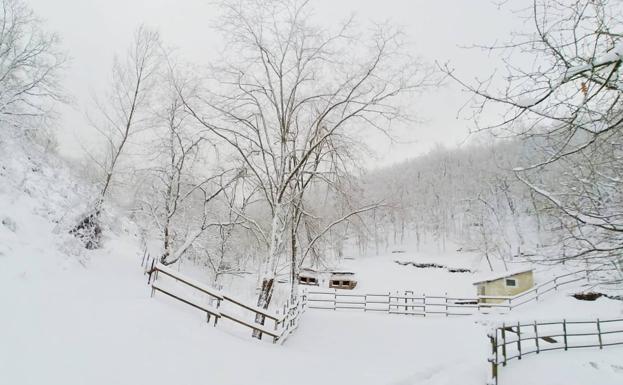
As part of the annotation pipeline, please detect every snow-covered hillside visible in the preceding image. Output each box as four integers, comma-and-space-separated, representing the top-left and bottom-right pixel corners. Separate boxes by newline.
2, 135, 623, 385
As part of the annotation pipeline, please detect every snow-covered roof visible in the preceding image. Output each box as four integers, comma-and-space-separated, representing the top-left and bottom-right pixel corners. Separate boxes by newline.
299, 269, 319, 277
330, 271, 355, 277
472, 268, 533, 285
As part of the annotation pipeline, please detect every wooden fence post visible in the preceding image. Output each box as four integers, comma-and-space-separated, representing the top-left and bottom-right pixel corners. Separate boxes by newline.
489, 332, 498, 385
147, 259, 156, 285
501, 323, 507, 366
563, 319, 568, 351
517, 322, 522, 360
534, 321, 540, 354
597, 319, 603, 349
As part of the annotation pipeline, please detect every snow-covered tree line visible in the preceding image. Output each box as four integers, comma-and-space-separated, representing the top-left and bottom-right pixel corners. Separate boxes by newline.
443, 0, 623, 281
338, 142, 537, 265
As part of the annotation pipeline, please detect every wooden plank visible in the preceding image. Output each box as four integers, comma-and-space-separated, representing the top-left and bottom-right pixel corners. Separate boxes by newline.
152, 284, 221, 320
335, 305, 366, 310
598, 318, 623, 323
219, 312, 280, 339
222, 294, 283, 322
388, 302, 424, 308
388, 310, 425, 316
504, 326, 557, 344
155, 264, 224, 300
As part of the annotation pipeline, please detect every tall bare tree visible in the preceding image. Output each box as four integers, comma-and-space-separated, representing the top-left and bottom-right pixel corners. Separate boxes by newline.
72, 26, 161, 248
180, 0, 431, 322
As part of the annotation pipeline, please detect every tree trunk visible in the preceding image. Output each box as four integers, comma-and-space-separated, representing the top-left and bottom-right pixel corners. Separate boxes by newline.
253, 202, 288, 338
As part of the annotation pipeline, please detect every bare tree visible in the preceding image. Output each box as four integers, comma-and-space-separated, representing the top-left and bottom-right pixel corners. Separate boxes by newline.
72, 26, 161, 248
0, 0, 66, 132
156, 169, 242, 266
202, 177, 254, 286
142, 91, 202, 264
179, 0, 430, 323
445, 0, 623, 280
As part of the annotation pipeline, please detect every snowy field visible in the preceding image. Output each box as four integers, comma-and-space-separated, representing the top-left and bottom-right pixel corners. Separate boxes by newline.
1, 140, 622, 385
502, 348, 623, 385
334, 250, 482, 295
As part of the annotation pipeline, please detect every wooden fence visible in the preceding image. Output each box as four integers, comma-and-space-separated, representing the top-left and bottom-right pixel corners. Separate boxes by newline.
306, 269, 601, 316
146, 260, 306, 344
487, 317, 623, 384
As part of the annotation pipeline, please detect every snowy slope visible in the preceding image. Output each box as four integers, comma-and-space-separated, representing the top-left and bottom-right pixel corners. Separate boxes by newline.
1, 135, 622, 385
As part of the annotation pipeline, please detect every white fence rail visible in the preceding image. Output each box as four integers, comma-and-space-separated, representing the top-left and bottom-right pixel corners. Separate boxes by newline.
306, 269, 603, 316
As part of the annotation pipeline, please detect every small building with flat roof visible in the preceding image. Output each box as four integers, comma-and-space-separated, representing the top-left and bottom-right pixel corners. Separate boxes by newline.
329, 271, 357, 290
298, 268, 320, 286
473, 268, 534, 303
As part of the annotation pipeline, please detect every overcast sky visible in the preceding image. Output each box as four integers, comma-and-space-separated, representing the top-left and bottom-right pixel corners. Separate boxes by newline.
28, 0, 531, 167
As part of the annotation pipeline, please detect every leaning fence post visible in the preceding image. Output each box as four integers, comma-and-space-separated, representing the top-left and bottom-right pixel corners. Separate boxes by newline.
563, 319, 568, 351
597, 318, 603, 349
147, 259, 156, 284
516, 322, 522, 360
534, 321, 540, 354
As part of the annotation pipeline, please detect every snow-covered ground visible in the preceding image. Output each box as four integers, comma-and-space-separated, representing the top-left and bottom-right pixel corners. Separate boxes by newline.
333, 250, 481, 295
2, 138, 622, 385
502, 348, 623, 385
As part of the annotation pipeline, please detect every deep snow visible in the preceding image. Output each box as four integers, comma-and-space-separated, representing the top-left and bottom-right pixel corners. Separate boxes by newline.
2, 137, 623, 385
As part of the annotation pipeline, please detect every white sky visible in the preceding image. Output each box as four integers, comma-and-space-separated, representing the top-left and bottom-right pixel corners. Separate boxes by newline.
28, 0, 531, 167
